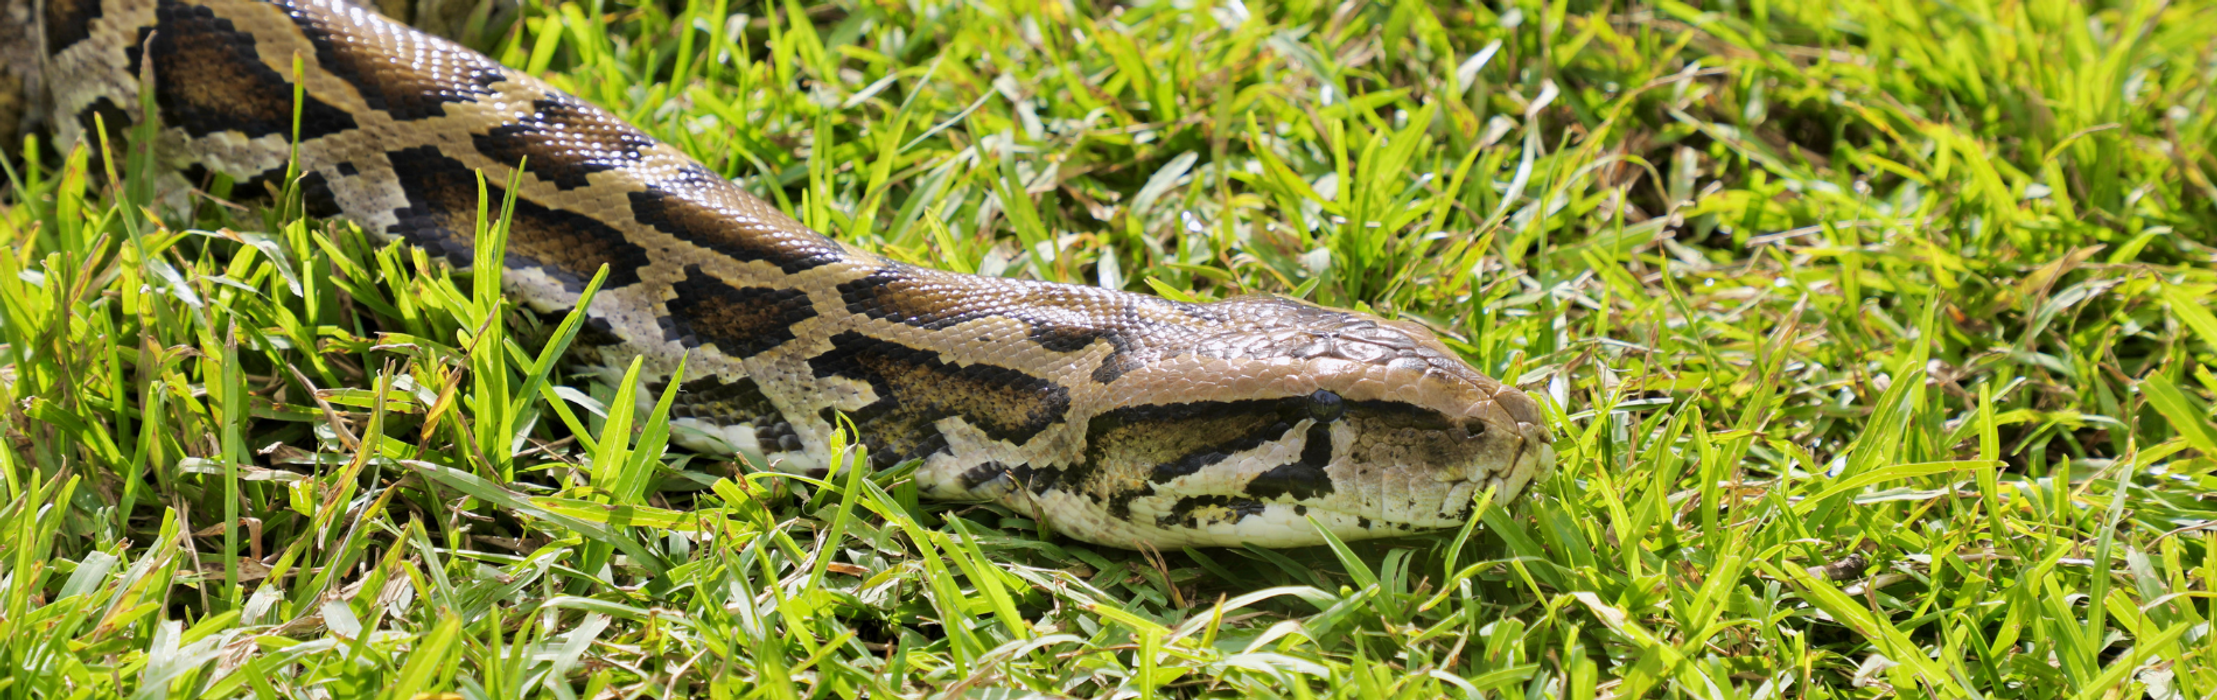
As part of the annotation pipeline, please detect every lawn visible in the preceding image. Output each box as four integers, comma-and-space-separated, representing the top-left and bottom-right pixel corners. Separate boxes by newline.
3, 0, 2215, 696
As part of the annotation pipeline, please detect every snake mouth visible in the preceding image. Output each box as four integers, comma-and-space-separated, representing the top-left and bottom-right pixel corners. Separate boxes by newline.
1515, 430, 1558, 487
1412, 422, 1554, 528
1485, 423, 1556, 500
1289, 434, 1558, 537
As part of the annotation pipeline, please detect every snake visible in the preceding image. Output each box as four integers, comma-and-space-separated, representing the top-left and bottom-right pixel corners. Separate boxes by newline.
3, 0, 1555, 549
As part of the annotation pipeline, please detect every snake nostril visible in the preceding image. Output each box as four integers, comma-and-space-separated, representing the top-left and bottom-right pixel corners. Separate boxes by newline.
1459, 420, 1488, 440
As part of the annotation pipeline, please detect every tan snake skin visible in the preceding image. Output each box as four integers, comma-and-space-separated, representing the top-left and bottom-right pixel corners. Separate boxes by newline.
7, 0, 1555, 548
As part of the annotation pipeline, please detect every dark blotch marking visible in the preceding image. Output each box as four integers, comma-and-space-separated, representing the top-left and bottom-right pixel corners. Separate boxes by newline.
656, 374, 794, 453
180, 164, 214, 188
73, 98, 132, 171
295, 170, 342, 218
226, 164, 339, 217
836, 267, 1149, 383
1007, 463, 1067, 496
659, 264, 816, 358
1085, 398, 1306, 487
1349, 399, 1459, 432
578, 316, 623, 347
1028, 324, 1105, 352
523, 307, 624, 375
283, 0, 504, 120
1077, 397, 1308, 521
1440, 496, 1476, 521
957, 462, 1012, 491
660, 374, 779, 420
810, 332, 1070, 466
754, 419, 801, 454
1144, 414, 1301, 485
473, 97, 656, 190
532, 308, 621, 348
336, 161, 359, 177
1025, 320, 1142, 384
1156, 495, 1267, 530
859, 441, 909, 469
836, 266, 976, 331
1105, 483, 1154, 522
628, 187, 842, 273
1065, 328, 1144, 384
1245, 422, 1337, 501
43, 0, 102, 54
383, 146, 647, 290
126, 0, 357, 139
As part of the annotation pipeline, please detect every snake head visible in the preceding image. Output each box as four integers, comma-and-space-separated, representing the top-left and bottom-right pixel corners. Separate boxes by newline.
1047, 296, 1556, 549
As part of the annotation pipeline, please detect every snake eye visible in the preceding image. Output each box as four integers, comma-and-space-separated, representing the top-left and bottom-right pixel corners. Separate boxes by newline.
1305, 389, 1345, 423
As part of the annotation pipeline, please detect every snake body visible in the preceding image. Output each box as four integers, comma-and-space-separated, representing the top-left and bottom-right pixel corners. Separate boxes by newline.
7, 0, 1554, 548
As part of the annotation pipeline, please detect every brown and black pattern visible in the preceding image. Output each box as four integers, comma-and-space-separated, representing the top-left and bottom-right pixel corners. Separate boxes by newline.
661, 375, 786, 434
221, 163, 344, 216
1058, 397, 1323, 520
837, 266, 1159, 381
660, 264, 816, 358
1089, 399, 1309, 484
626, 185, 845, 274
290, 169, 344, 217
1242, 422, 1336, 502
384, 145, 649, 290
1158, 495, 1268, 530
41, 0, 102, 53
125, 0, 358, 139
278, 0, 503, 120
811, 331, 1071, 464
471, 95, 656, 190
10, 0, 1555, 549
71, 96, 130, 161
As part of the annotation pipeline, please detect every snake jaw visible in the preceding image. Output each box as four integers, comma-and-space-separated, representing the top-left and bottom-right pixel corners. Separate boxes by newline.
1489, 421, 1556, 502
1527, 424, 1559, 479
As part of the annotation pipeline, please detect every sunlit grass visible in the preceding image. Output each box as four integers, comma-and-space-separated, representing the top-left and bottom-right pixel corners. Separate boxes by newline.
2, 0, 2215, 696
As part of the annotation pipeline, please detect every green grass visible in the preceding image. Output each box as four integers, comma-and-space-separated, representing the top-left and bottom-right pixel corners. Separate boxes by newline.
4, 0, 2217, 696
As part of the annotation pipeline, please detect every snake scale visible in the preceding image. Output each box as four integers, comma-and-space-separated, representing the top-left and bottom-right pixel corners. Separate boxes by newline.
3, 0, 1555, 548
